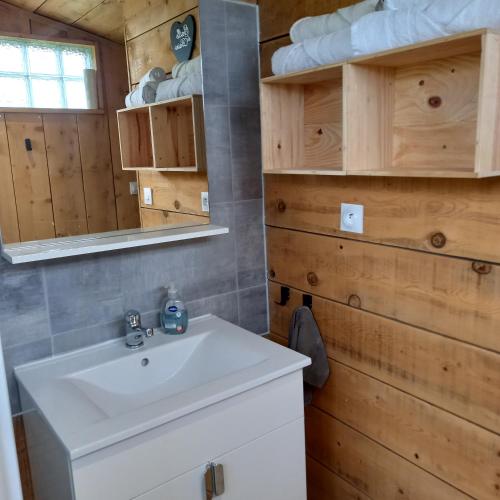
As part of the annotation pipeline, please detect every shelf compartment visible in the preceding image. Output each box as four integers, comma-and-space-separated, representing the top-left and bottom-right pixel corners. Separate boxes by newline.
117, 95, 206, 172
261, 64, 346, 175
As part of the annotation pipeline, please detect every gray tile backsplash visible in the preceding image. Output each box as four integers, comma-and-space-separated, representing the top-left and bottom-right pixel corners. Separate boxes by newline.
0, 0, 267, 416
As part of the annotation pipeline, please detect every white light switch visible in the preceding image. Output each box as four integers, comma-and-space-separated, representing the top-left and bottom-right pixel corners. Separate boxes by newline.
340, 203, 364, 234
143, 187, 153, 206
129, 181, 138, 195
201, 192, 210, 212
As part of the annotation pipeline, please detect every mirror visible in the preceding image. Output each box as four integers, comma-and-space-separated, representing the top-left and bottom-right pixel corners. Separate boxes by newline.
0, 32, 211, 262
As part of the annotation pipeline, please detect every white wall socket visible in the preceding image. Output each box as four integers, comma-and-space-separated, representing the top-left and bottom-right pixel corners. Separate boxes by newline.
201, 192, 210, 212
129, 181, 138, 195
143, 187, 153, 206
340, 203, 364, 234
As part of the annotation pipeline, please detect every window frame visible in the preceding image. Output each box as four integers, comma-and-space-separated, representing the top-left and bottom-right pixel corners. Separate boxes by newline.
0, 33, 100, 111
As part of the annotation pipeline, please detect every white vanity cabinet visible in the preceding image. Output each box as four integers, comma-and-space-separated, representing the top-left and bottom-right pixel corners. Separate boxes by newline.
71, 372, 306, 500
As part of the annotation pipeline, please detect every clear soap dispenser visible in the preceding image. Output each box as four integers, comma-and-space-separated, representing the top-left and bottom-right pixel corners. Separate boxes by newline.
160, 284, 188, 335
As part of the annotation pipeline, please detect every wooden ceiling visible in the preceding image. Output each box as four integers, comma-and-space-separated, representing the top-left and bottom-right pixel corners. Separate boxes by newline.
4, 0, 126, 42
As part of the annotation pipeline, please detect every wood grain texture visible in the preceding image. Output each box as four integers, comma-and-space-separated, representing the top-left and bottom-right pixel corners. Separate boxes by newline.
305, 406, 469, 500
43, 114, 88, 238
0, 113, 20, 244
140, 207, 208, 228
73, 0, 126, 43
265, 174, 500, 263
260, 36, 290, 79
126, 7, 200, 84
267, 226, 500, 352
36, 0, 104, 25
77, 114, 118, 233
13, 416, 34, 500
5, 113, 55, 242
269, 282, 500, 434
313, 361, 500, 499
138, 170, 208, 215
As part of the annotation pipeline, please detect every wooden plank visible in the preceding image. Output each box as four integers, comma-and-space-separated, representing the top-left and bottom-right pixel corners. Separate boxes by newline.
0, 113, 20, 244
5, 113, 55, 242
126, 7, 200, 84
313, 361, 500, 500
264, 174, 500, 263
36, 0, 104, 24
117, 108, 153, 169
260, 36, 291, 78
138, 170, 208, 216
43, 114, 88, 238
140, 207, 208, 228
269, 282, 500, 434
306, 456, 370, 500
124, 0, 198, 41
13, 416, 35, 500
100, 42, 141, 230
266, 227, 500, 353
0, 1, 31, 33
77, 114, 118, 233
73, 0, 125, 43
305, 406, 469, 500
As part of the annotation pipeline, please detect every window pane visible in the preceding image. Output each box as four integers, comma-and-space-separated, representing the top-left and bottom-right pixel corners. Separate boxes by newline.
0, 77, 28, 106
62, 51, 87, 77
0, 44, 24, 73
27, 45, 59, 75
31, 78, 63, 108
65, 79, 87, 108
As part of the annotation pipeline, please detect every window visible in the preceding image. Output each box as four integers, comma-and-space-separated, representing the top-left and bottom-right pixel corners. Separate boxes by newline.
0, 36, 97, 109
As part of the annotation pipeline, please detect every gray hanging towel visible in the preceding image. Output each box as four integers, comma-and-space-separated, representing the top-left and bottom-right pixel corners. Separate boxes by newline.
288, 306, 330, 405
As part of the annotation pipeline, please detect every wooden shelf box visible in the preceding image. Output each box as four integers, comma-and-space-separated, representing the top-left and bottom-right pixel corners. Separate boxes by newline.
260, 65, 346, 175
260, 29, 500, 178
117, 95, 206, 172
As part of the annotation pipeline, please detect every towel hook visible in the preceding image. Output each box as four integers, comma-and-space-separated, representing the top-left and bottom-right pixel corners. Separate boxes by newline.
275, 286, 290, 306
303, 294, 312, 310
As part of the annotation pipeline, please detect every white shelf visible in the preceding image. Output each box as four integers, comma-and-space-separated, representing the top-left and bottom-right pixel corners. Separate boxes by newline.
1, 224, 229, 264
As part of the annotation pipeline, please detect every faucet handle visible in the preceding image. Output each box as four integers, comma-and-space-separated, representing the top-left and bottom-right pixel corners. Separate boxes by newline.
125, 310, 141, 328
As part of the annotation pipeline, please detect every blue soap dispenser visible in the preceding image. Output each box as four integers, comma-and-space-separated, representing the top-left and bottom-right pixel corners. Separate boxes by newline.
160, 284, 188, 335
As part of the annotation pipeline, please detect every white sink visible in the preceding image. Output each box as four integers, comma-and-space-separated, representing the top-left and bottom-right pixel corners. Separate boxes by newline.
15, 315, 310, 459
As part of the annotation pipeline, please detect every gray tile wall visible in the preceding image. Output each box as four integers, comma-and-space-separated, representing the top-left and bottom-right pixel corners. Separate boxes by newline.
0, 0, 267, 416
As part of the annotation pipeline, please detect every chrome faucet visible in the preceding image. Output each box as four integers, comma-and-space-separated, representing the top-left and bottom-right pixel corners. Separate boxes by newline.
125, 310, 154, 349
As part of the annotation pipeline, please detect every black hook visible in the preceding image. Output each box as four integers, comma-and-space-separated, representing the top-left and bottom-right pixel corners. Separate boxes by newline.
275, 286, 290, 306
25, 138, 32, 151
303, 294, 312, 310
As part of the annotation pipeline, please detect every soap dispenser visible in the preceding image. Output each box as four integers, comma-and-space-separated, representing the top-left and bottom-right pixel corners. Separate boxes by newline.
160, 284, 188, 335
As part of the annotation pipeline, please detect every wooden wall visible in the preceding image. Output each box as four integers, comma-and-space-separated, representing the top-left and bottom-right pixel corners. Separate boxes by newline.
260, 1, 500, 499
0, 0, 140, 244
123, 0, 209, 228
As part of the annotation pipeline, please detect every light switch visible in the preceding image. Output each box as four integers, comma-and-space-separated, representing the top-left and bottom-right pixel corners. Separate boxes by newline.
143, 187, 153, 206
201, 192, 210, 212
129, 181, 138, 195
340, 203, 364, 234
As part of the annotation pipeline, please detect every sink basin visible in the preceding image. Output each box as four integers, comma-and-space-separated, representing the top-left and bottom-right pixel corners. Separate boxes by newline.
15, 315, 310, 459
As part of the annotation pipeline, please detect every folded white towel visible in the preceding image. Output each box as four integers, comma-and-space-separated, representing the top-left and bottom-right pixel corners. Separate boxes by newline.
271, 43, 318, 75
434, 0, 500, 33
155, 72, 202, 102
384, 0, 432, 10
351, 8, 448, 56
172, 56, 202, 79
139, 67, 166, 87
125, 81, 158, 107
290, 0, 379, 43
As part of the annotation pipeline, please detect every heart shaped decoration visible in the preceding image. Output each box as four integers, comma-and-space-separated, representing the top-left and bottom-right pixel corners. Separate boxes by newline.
170, 15, 196, 62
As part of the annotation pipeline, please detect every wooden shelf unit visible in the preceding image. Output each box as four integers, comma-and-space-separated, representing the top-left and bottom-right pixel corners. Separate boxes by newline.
117, 95, 206, 172
260, 29, 500, 178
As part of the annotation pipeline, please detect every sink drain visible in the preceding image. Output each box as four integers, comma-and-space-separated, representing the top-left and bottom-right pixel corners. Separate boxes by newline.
141, 358, 149, 367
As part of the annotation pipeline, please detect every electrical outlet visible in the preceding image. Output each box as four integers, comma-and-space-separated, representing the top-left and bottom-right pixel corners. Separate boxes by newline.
129, 181, 138, 195
143, 187, 153, 206
340, 203, 364, 234
201, 192, 210, 212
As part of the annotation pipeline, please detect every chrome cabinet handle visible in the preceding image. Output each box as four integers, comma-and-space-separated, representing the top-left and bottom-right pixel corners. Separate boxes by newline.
205, 463, 225, 499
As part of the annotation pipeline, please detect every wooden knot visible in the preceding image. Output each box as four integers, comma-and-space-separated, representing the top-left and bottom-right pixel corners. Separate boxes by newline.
174, 200, 181, 210
472, 262, 492, 275
277, 143, 282, 150
428, 96, 442, 108
276, 199, 286, 213
269, 269, 276, 279
430, 232, 447, 249
348, 294, 362, 308
317, 128, 323, 135
307, 272, 319, 286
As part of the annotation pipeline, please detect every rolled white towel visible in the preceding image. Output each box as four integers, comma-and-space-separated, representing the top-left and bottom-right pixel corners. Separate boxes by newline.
384, 0, 433, 10
139, 67, 166, 87
172, 56, 202, 79
155, 72, 202, 102
272, 43, 318, 75
351, 8, 449, 56
432, 0, 500, 33
290, 0, 379, 43
125, 81, 158, 107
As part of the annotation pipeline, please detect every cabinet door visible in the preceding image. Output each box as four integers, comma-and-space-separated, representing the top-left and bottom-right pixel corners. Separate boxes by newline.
134, 418, 306, 500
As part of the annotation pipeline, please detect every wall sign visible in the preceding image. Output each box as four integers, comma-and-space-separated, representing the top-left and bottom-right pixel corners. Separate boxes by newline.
171, 15, 196, 62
